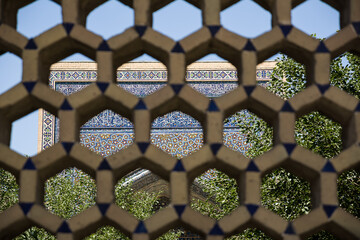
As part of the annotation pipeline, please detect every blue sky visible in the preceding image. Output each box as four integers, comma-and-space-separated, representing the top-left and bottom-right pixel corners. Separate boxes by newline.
0, 0, 340, 156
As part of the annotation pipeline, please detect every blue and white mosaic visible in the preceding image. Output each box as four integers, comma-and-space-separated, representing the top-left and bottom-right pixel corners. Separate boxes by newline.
43, 67, 273, 157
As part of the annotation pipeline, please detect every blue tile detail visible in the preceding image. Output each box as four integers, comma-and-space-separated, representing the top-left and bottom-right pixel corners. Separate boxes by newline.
243, 40, 256, 51
322, 161, 336, 173
98, 159, 111, 170
98, 203, 110, 215
208, 100, 219, 111
96, 82, 109, 93
19, 203, 33, 215
62, 23, 74, 35
323, 205, 337, 218
135, 100, 147, 110
244, 86, 255, 96
23, 158, 36, 170
317, 84, 330, 94
173, 160, 185, 172
62, 142, 74, 154
25, 38, 37, 50
171, 84, 183, 94
134, 221, 147, 233
135, 26, 147, 37
281, 102, 294, 112
246, 160, 259, 172
98, 40, 111, 51
246, 204, 259, 216
279, 25, 293, 37
61, 99, 73, 110
58, 221, 72, 233
356, 103, 360, 112
284, 223, 295, 234
210, 143, 222, 155
316, 42, 329, 53
171, 42, 184, 53
208, 25, 221, 37
174, 205, 186, 217
23, 82, 36, 93
284, 143, 296, 155
209, 223, 224, 235
352, 22, 360, 35
137, 142, 149, 154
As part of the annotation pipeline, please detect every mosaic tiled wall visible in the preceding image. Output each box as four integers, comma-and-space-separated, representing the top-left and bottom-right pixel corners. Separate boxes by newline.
41, 63, 272, 158
0, 0, 359, 239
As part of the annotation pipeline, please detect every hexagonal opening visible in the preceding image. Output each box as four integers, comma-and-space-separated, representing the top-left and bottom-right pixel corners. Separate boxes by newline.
330, 52, 360, 99
224, 110, 273, 158
338, 169, 360, 218
84, 226, 129, 240
86, 0, 134, 39
262, 53, 307, 99
11, 110, 39, 157
115, 169, 170, 220
151, 111, 203, 159
52, 53, 95, 96
117, 54, 167, 98
261, 168, 311, 221
153, 0, 201, 40
191, 169, 239, 220
0, 52, 22, 95
0, 169, 18, 212
221, 0, 271, 38
80, 109, 134, 157
232, 228, 271, 239
292, 0, 339, 38
159, 227, 202, 240
187, 54, 238, 98
310, 230, 337, 240
17, 0, 62, 38
44, 167, 96, 219
307, 230, 338, 240
295, 111, 342, 159
14, 226, 55, 240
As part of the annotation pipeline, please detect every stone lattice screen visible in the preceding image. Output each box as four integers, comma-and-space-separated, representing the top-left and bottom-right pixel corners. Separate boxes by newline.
0, 0, 359, 239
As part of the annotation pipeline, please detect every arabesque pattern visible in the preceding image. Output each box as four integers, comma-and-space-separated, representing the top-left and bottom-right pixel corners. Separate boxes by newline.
0, 0, 359, 239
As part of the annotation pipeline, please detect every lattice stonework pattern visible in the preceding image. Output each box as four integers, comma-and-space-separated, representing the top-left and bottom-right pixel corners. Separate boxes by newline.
41, 61, 270, 157
0, 0, 359, 240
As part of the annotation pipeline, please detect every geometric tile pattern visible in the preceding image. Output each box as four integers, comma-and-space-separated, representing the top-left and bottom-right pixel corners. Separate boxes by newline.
43, 64, 270, 156
0, 0, 359, 239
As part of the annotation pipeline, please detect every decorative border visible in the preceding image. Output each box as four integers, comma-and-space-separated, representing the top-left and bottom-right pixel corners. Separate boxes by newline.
42, 67, 273, 153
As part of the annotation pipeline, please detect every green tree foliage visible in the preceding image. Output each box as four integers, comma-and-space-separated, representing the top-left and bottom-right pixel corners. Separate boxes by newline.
0, 169, 18, 212
266, 52, 359, 221
191, 170, 239, 220
84, 226, 128, 240
219, 51, 360, 239
1, 50, 359, 240
227, 228, 271, 240
295, 112, 342, 159
115, 178, 163, 221
44, 168, 96, 220
307, 230, 338, 240
14, 227, 55, 240
114, 178, 181, 240
225, 111, 273, 158
261, 168, 311, 221
267, 52, 360, 100
337, 169, 360, 218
